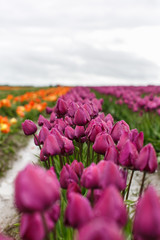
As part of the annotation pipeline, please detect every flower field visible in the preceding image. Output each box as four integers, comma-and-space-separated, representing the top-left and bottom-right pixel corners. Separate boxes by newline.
1, 86, 160, 240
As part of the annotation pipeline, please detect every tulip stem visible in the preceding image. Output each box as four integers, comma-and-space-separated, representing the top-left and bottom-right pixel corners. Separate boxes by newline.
87, 141, 91, 166
33, 133, 41, 150
41, 212, 49, 240
96, 153, 100, 163
126, 169, 135, 200
59, 155, 63, 169
53, 227, 56, 240
139, 171, 146, 196
92, 149, 94, 163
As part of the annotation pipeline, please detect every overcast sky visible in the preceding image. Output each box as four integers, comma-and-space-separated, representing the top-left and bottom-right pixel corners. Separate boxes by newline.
0, 0, 160, 86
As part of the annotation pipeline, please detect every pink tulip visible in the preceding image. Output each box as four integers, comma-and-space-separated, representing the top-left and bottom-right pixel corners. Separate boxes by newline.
55, 97, 68, 116
111, 120, 130, 143
94, 186, 127, 227
133, 186, 160, 240
22, 119, 37, 135
64, 193, 93, 228
80, 163, 101, 189
134, 143, 157, 173
76, 217, 125, 240
74, 107, 90, 126
38, 125, 50, 144
60, 164, 79, 189
71, 160, 84, 178
15, 164, 60, 212
93, 132, 115, 155
104, 145, 119, 164
43, 134, 61, 156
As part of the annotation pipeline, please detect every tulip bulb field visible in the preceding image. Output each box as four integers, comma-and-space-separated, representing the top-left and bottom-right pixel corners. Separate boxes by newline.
1, 85, 160, 240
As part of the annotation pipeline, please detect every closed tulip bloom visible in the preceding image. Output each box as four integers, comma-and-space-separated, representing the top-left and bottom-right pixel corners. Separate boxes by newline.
76, 217, 125, 240
22, 119, 37, 135
133, 131, 144, 152
104, 113, 114, 124
64, 116, 73, 126
38, 115, 51, 130
71, 160, 84, 178
20, 212, 54, 240
43, 134, 61, 156
67, 182, 82, 199
133, 186, 160, 240
94, 186, 127, 227
104, 145, 119, 164
111, 120, 130, 143
87, 123, 103, 142
119, 140, 138, 168
64, 193, 93, 228
68, 102, 79, 117
64, 126, 75, 140
93, 132, 115, 155
99, 161, 126, 191
74, 107, 90, 126
60, 164, 79, 189
38, 125, 50, 144
50, 128, 64, 150
134, 143, 157, 173
80, 163, 101, 189
40, 147, 48, 161
15, 164, 60, 212
62, 136, 74, 155
75, 125, 85, 139
50, 112, 56, 123
47, 202, 61, 223
46, 106, 54, 114
55, 97, 68, 116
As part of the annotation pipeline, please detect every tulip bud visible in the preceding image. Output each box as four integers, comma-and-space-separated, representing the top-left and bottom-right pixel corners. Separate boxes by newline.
60, 164, 79, 189
64, 193, 93, 228
74, 107, 90, 126
15, 164, 60, 212
94, 186, 127, 227
133, 186, 160, 240
50, 112, 56, 123
22, 119, 37, 135
43, 134, 61, 156
111, 120, 130, 143
76, 217, 125, 240
67, 182, 82, 199
80, 163, 100, 189
134, 143, 157, 173
119, 140, 138, 168
64, 126, 75, 140
71, 160, 84, 178
38, 125, 50, 144
93, 132, 115, 155
55, 97, 68, 116
75, 126, 85, 139
104, 145, 119, 164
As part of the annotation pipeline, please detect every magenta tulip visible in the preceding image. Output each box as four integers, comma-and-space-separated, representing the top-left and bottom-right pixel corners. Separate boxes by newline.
133, 186, 160, 240
76, 217, 125, 240
22, 119, 37, 135
104, 145, 119, 164
93, 132, 115, 155
60, 164, 79, 189
15, 164, 60, 212
64, 193, 93, 228
111, 120, 130, 143
94, 186, 127, 227
134, 143, 157, 173
71, 160, 84, 178
43, 134, 61, 156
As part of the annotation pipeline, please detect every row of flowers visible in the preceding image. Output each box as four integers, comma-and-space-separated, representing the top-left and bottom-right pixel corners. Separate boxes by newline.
0, 86, 70, 133
93, 85, 160, 114
1, 87, 159, 240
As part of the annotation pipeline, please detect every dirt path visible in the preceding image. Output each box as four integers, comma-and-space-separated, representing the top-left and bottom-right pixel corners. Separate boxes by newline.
0, 138, 39, 231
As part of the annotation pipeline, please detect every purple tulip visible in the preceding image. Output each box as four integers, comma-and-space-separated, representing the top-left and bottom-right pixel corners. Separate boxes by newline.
98, 161, 126, 191
62, 136, 75, 155
38, 115, 51, 129
94, 186, 127, 227
133, 186, 160, 240
104, 145, 119, 164
43, 134, 61, 156
66, 182, 82, 199
55, 97, 68, 116
20, 211, 54, 240
119, 139, 138, 168
50, 128, 64, 150
87, 189, 103, 205
93, 132, 115, 155
38, 125, 50, 144
64, 126, 75, 140
104, 113, 114, 124
134, 143, 157, 173
47, 202, 61, 223
22, 119, 37, 135
111, 120, 130, 143
68, 102, 79, 117
75, 126, 85, 139
74, 106, 90, 126
64, 116, 73, 125
60, 164, 79, 189
15, 164, 60, 212
76, 217, 125, 240
71, 160, 84, 178
50, 112, 56, 123
64, 193, 93, 228
80, 163, 101, 189
46, 106, 54, 114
